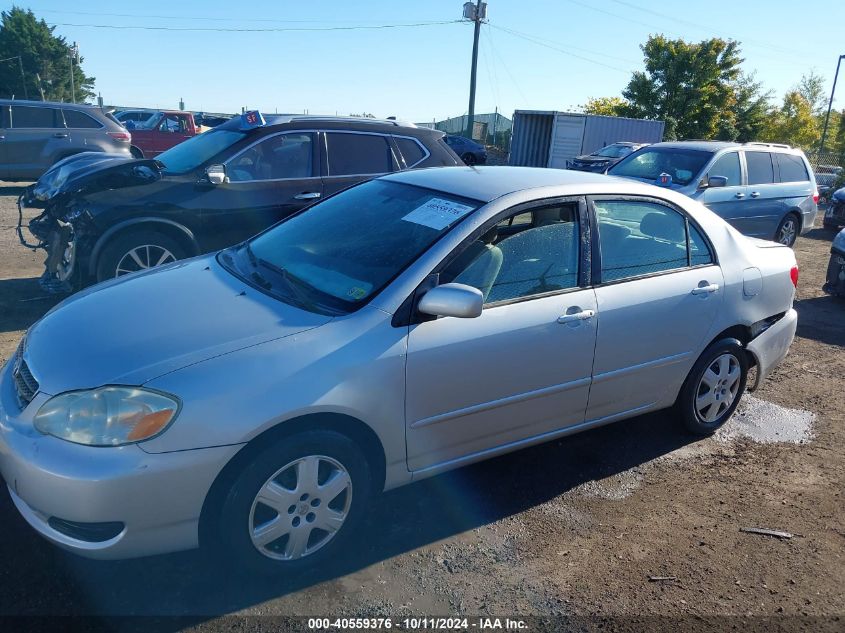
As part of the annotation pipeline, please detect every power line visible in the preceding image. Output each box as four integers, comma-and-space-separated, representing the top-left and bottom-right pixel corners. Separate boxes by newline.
45, 20, 463, 33
29, 8, 426, 24
483, 24, 528, 104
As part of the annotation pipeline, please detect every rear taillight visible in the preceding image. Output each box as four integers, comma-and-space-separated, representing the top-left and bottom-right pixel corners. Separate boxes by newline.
108, 131, 131, 142
813, 189, 820, 204
790, 266, 799, 288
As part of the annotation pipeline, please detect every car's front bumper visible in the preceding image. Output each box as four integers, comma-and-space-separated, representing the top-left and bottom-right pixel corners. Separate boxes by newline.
0, 360, 241, 560
746, 308, 798, 390
824, 201, 845, 227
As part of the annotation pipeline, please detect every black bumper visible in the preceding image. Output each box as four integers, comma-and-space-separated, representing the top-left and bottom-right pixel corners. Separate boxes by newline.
823, 248, 845, 297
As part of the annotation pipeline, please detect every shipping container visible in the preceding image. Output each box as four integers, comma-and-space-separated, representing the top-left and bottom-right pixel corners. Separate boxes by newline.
509, 110, 665, 168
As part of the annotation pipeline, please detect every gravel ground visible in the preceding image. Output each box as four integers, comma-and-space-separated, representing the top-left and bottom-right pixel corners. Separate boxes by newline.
0, 182, 842, 631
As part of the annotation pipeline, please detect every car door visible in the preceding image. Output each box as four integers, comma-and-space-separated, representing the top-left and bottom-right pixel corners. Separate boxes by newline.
741, 151, 783, 238
152, 114, 192, 156
585, 197, 723, 422
404, 199, 598, 472
198, 131, 322, 251
320, 131, 399, 197
701, 151, 749, 229
6, 105, 69, 179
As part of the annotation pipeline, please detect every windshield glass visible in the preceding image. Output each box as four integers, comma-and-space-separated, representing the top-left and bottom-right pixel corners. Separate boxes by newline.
596, 144, 633, 158
156, 129, 247, 173
608, 147, 711, 186
223, 180, 481, 314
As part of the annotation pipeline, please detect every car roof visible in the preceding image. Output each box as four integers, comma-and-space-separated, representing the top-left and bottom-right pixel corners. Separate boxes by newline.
0, 98, 105, 112
383, 166, 644, 203
648, 140, 740, 152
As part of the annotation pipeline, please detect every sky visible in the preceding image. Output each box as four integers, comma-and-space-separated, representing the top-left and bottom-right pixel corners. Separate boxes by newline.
5, 0, 845, 122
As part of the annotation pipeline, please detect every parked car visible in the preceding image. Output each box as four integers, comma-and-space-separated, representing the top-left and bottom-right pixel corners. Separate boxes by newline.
126, 110, 201, 159
1, 166, 799, 571
114, 109, 157, 126
568, 141, 648, 173
0, 99, 131, 180
18, 113, 461, 291
814, 164, 842, 205
823, 186, 845, 230
608, 141, 818, 247
823, 228, 845, 297
444, 134, 487, 165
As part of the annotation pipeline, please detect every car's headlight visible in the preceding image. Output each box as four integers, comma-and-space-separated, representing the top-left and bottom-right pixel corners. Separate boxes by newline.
34, 387, 180, 446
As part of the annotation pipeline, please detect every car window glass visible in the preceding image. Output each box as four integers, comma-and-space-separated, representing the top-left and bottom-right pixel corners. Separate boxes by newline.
228, 133, 314, 181
1, 106, 8, 128
63, 110, 102, 129
709, 152, 741, 186
775, 153, 809, 183
11, 105, 59, 128
595, 200, 689, 282
688, 223, 713, 266
442, 203, 579, 304
326, 133, 398, 176
745, 152, 774, 185
159, 115, 186, 133
394, 137, 426, 167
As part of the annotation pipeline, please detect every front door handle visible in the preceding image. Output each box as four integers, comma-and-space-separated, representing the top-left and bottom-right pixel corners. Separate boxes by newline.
750, 191, 761, 198
734, 192, 745, 199
557, 309, 595, 324
53, 133, 69, 138
691, 283, 719, 295
294, 192, 321, 200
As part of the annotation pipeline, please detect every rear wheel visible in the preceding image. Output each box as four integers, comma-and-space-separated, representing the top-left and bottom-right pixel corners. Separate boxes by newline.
676, 339, 748, 435
130, 146, 144, 159
461, 152, 476, 166
775, 212, 800, 247
95, 229, 187, 282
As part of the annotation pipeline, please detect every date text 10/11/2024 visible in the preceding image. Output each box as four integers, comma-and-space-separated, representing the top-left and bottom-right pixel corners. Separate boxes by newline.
307, 617, 529, 630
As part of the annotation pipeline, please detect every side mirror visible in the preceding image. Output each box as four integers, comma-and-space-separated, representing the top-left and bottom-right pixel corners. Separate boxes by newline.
206, 164, 227, 185
418, 283, 483, 319
706, 175, 728, 189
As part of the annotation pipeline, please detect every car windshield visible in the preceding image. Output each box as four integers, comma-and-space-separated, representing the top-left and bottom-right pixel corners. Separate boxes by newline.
595, 144, 633, 158
220, 180, 481, 314
608, 147, 712, 186
156, 129, 247, 173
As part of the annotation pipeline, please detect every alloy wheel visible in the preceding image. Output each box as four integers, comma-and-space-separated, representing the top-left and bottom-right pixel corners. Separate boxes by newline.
695, 353, 742, 423
777, 218, 797, 246
248, 455, 352, 561
114, 244, 177, 277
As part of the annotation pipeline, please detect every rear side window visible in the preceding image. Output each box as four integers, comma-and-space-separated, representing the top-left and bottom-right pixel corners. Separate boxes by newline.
709, 152, 741, 186
11, 105, 60, 128
394, 136, 426, 167
775, 153, 809, 183
745, 152, 774, 185
326, 133, 398, 176
63, 109, 103, 129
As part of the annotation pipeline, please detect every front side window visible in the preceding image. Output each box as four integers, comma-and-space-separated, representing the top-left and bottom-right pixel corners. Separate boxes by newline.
63, 110, 102, 129
708, 152, 741, 186
228, 133, 314, 182
159, 115, 187, 134
745, 152, 774, 185
228, 180, 480, 313
156, 129, 247, 174
443, 203, 580, 304
608, 147, 712, 186
326, 133, 398, 176
11, 105, 59, 128
595, 199, 708, 282
775, 153, 809, 183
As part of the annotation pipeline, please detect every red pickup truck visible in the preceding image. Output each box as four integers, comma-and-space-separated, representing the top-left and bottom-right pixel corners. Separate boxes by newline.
127, 111, 201, 159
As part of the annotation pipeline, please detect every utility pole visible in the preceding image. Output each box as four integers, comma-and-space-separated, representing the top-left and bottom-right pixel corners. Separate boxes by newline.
463, 1, 487, 139
819, 54, 845, 158
68, 42, 79, 103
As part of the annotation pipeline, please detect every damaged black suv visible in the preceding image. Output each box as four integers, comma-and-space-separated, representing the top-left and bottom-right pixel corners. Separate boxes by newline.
19, 113, 461, 292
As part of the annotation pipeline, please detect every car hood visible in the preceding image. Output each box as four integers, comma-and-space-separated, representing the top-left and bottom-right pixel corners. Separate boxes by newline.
833, 228, 845, 254
574, 154, 613, 163
24, 255, 332, 394
25, 152, 162, 207
832, 186, 845, 202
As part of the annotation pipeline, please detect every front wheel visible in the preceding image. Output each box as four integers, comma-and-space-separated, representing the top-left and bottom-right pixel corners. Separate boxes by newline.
461, 152, 476, 166
676, 339, 748, 435
96, 230, 187, 282
775, 213, 800, 247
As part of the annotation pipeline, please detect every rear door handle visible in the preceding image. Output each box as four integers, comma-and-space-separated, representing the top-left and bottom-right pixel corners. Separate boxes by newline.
691, 283, 719, 295
557, 309, 595, 324
53, 133, 69, 138
294, 192, 321, 200
734, 192, 745, 199
750, 191, 761, 198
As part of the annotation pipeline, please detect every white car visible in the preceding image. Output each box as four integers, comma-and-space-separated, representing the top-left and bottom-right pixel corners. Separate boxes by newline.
0, 167, 798, 573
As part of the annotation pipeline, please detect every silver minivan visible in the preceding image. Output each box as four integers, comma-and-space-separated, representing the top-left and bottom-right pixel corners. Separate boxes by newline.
0, 100, 132, 180
608, 141, 818, 246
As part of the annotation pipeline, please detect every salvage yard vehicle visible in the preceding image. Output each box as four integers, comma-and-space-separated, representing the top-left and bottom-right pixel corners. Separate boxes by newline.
608, 141, 818, 247
567, 141, 648, 173
444, 134, 487, 165
125, 110, 201, 159
0, 99, 132, 180
18, 112, 462, 292
822, 228, 845, 297
823, 186, 845, 230
1, 167, 799, 572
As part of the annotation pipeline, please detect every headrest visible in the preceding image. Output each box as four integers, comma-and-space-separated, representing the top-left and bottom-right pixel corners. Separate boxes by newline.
640, 212, 684, 243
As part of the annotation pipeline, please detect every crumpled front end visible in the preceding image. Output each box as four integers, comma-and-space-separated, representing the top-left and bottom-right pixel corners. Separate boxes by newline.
822, 229, 845, 297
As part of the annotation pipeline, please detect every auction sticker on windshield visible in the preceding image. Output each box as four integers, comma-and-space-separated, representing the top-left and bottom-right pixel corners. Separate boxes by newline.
402, 198, 475, 230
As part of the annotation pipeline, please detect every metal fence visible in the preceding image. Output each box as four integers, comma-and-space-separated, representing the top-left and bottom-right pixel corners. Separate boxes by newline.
807, 152, 845, 199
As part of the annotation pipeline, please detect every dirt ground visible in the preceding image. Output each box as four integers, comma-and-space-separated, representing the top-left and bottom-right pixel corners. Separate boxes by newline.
0, 182, 842, 632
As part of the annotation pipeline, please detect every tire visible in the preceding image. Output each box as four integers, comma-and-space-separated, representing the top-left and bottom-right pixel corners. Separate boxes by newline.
461, 152, 476, 166
823, 219, 840, 231
775, 212, 800, 247
210, 430, 372, 575
95, 229, 188, 282
676, 338, 748, 436
130, 146, 144, 159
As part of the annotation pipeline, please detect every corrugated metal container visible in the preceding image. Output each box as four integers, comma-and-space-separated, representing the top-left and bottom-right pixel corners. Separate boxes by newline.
509, 110, 665, 168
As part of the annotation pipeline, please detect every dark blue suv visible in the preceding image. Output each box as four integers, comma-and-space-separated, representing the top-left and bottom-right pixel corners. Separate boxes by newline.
444, 135, 487, 166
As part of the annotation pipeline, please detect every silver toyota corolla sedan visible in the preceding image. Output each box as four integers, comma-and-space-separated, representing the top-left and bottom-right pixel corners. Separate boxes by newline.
0, 167, 799, 573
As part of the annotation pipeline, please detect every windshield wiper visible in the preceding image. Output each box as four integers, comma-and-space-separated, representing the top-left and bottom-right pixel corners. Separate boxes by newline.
255, 256, 321, 311
242, 243, 273, 290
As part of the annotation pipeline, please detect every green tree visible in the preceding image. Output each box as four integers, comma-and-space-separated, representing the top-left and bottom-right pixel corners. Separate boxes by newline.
622, 35, 743, 140
0, 7, 95, 102
760, 91, 819, 149
719, 72, 772, 142
797, 70, 826, 117
581, 96, 630, 117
